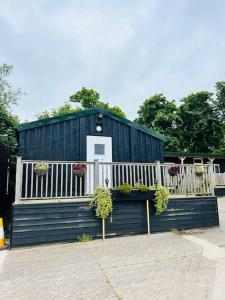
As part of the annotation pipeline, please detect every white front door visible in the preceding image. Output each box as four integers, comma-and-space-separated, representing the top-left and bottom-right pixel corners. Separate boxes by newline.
86, 135, 112, 194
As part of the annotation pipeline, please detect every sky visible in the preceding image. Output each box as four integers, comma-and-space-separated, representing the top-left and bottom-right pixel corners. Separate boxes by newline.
1, 0, 225, 122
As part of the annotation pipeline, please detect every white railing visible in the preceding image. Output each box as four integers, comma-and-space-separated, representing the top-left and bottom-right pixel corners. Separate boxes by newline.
161, 164, 213, 195
16, 159, 95, 200
15, 158, 218, 202
215, 173, 225, 186
99, 162, 157, 188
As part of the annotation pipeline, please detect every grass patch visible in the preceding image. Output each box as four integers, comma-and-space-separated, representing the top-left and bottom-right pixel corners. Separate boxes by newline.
77, 234, 93, 242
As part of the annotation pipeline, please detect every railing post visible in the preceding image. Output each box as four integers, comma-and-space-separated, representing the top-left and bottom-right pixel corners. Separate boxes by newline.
15, 156, 23, 203
94, 159, 99, 188
155, 161, 162, 186
209, 161, 215, 196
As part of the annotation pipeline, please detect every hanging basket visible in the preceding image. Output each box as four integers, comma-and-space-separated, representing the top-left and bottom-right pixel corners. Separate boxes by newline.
34, 163, 48, 176
72, 163, 86, 177
195, 167, 204, 177
168, 166, 180, 177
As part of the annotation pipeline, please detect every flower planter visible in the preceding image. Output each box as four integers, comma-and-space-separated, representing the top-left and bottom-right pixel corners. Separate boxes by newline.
72, 164, 86, 177
111, 189, 156, 201
168, 166, 180, 177
34, 163, 48, 176
195, 172, 204, 177
195, 167, 204, 177
73, 169, 86, 177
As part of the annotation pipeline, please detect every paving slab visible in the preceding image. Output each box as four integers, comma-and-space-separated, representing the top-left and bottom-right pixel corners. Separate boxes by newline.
0, 233, 223, 300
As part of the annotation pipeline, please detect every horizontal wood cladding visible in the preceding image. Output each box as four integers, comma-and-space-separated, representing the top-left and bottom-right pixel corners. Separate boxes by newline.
215, 188, 225, 197
11, 197, 219, 247
18, 114, 164, 163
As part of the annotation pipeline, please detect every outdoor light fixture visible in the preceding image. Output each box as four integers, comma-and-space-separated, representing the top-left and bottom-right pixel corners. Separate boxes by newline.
97, 113, 103, 118
96, 125, 102, 132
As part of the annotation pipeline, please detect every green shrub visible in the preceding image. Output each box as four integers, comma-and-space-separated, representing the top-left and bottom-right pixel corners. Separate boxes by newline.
170, 228, 178, 234
90, 187, 112, 219
117, 183, 132, 194
135, 184, 149, 192
154, 186, 169, 215
77, 234, 92, 242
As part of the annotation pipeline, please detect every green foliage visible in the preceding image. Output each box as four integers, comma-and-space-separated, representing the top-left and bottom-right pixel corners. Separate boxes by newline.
117, 183, 132, 194
135, 183, 149, 192
90, 187, 112, 219
77, 234, 92, 242
154, 186, 169, 215
136, 89, 225, 153
170, 227, 178, 234
136, 94, 181, 152
0, 64, 23, 107
177, 91, 223, 152
37, 102, 80, 120
37, 87, 126, 119
0, 64, 21, 167
69, 87, 126, 118
215, 81, 225, 122
195, 166, 204, 174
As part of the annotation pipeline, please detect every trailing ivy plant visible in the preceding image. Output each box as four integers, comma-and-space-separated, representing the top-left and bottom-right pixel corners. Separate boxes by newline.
90, 187, 112, 240
154, 186, 169, 215
90, 187, 112, 219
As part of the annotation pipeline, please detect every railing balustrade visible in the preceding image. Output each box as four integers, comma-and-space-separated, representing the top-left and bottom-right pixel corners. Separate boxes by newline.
215, 173, 225, 186
15, 158, 220, 202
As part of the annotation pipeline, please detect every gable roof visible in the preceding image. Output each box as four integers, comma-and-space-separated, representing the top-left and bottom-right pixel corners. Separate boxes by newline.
17, 107, 165, 141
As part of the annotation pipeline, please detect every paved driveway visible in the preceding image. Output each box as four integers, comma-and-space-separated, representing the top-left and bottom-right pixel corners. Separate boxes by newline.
1, 197, 225, 300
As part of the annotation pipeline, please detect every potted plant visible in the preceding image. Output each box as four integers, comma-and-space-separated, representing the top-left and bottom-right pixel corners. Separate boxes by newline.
168, 166, 180, 177
72, 163, 86, 176
34, 163, 48, 176
195, 166, 204, 177
111, 183, 155, 201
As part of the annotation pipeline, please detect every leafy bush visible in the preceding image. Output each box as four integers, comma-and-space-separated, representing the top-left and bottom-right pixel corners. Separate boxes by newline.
117, 183, 132, 194
90, 187, 112, 219
154, 186, 169, 215
77, 234, 92, 242
135, 184, 149, 192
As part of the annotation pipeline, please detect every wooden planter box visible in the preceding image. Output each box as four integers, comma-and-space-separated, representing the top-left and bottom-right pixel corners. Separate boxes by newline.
111, 189, 156, 201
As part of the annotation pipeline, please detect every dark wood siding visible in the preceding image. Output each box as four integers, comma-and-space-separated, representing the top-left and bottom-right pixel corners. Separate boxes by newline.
18, 113, 164, 163
11, 196, 219, 247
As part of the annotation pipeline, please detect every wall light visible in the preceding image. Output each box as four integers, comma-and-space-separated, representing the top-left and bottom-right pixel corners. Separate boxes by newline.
96, 125, 102, 132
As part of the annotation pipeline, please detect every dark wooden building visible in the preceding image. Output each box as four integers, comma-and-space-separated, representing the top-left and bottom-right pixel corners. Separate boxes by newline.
17, 108, 164, 163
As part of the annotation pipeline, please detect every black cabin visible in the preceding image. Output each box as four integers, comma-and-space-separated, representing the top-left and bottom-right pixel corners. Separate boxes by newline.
17, 108, 164, 163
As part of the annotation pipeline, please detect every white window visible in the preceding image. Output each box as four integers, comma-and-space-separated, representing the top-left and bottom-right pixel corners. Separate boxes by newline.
95, 144, 105, 155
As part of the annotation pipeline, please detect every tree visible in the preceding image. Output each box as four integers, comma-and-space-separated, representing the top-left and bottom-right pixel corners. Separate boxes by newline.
136, 94, 181, 151
178, 91, 223, 152
0, 63, 22, 216
69, 87, 100, 109
0, 64, 21, 160
0, 103, 19, 157
37, 102, 80, 120
0, 64, 22, 108
214, 82, 225, 153
69, 87, 126, 118
214, 81, 225, 122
